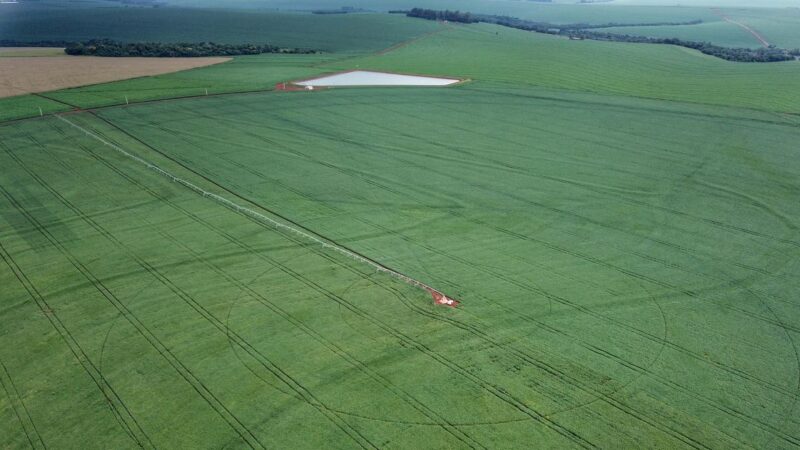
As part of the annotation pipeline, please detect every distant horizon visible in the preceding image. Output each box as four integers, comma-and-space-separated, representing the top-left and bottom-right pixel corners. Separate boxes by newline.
609, 0, 799, 8
71, 0, 800, 11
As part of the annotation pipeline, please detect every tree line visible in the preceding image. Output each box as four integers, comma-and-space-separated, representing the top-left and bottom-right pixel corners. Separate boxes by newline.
572, 20, 704, 29
566, 31, 796, 62
63, 40, 317, 57
404, 9, 800, 63
406, 8, 480, 23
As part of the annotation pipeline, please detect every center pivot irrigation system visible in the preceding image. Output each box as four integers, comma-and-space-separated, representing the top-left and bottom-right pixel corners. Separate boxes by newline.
56, 114, 460, 308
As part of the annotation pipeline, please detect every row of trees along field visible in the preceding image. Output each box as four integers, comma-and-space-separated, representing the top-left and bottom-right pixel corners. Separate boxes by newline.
568, 31, 800, 62
405, 8, 480, 23
403, 9, 800, 62
64, 40, 318, 57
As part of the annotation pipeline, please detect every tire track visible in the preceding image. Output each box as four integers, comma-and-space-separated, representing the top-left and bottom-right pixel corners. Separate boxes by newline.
202, 101, 784, 282
59, 113, 598, 449
0, 241, 154, 449
172, 110, 797, 372
86, 110, 772, 448
0, 360, 47, 450
75, 110, 792, 448
251, 109, 800, 321
249, 172, 795, 447
393, 260, 797, 446
432, 211, 799, 398
96, 121, 715, 450
74, 141, 539, 447
4, 141, 378, 450
164, 231, 487, 449
0, 180, 265, 450
326, 101, 798, 268
314, 96, 799, 253
133, 99, 800, 432
215, 145, 632, 305
711, 9, 770, 48
69, 111, 457, 305
32, 124, 483, 449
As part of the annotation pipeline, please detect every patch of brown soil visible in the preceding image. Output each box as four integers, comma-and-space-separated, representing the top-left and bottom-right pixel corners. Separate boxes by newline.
0, 47, 65, 57
0, 56, 230, 98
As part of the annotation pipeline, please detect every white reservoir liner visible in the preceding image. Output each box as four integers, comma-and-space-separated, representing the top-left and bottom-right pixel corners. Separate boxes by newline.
296, 70, 460, 87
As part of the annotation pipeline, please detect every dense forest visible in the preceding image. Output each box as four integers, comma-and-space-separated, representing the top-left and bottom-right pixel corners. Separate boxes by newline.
406, 9, 800, 63
63, 40, 317, 57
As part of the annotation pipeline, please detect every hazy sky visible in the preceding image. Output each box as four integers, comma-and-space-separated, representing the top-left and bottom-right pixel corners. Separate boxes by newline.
152, 0, 800, 10
610, 0, 799, 6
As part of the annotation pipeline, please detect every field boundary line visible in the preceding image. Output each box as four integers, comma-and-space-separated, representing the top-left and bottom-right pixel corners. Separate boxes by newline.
54, 114, 454, 303
4, 70, 798, 128
31, 92, 80, 110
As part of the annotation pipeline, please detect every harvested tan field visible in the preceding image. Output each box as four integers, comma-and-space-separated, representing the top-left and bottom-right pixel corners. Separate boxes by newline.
0, 56, 230, 98
0, 47, 65, 57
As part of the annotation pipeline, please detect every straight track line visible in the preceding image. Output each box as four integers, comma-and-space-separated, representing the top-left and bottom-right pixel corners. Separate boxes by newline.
54, 114, 453, 303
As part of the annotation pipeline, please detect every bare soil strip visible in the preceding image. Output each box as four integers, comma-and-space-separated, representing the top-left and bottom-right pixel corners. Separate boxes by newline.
0, 56, 230, 98
0, 47, 65, 57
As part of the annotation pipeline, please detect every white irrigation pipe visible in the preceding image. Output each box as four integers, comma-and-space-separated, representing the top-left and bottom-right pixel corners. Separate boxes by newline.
56, 114, 449, 299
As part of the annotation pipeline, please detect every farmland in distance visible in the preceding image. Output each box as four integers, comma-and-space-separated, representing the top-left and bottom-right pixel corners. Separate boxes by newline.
1, 4, 800, 449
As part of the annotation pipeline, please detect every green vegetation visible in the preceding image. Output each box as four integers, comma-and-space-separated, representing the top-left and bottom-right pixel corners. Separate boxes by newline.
723, 8, 800, 49
405, 9, 797, 62
601, 8, 800, 50
327, 23, 800, 112
0, 53, 339, 120
2, 5, 800, 449
406, 8, 479, 23
64, 40, 318, 57
603, 21, 765, 49
164, 0, 722, 24
0, 7, 442, 53
0, 95, 71, 123
563, 30, 797, 62
42, 54, 337, 109
3, 79, 800, 448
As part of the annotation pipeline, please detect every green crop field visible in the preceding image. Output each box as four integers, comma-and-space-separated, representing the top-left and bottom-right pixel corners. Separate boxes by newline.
723, 8, 800, 49
327, 23, 800, 112
0, 54, 345, 122
602, 21, 764, 49
0, 10, 443, 121
40, 54, 341, 109
603, 8, 800, 49
0, 95, 72, 123
163, 0, 719, 24
2, 5, 800, 450
0, 6, 440, 53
